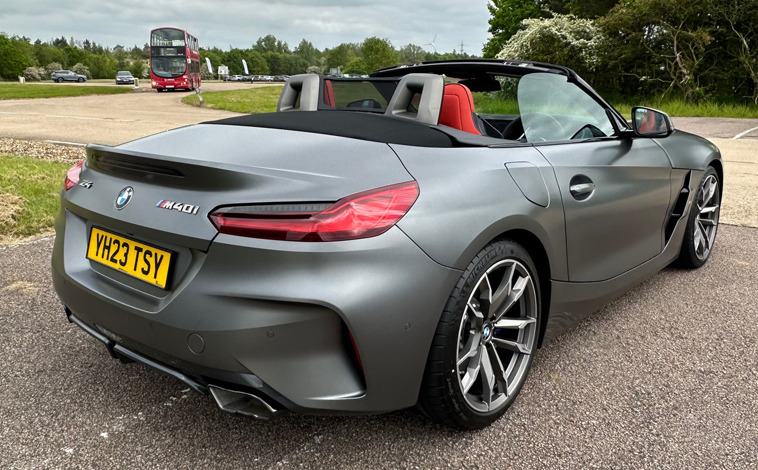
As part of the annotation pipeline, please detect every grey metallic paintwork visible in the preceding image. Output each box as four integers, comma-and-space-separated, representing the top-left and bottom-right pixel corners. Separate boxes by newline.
534, 139, 672, 282
392, 144, 569, 281
77, 125, 414, 252
505, 162, 550, 208
543, 169, 703, 343
53, 210, 461, 412
655, 130, 723, 171
52, 109, 722, 414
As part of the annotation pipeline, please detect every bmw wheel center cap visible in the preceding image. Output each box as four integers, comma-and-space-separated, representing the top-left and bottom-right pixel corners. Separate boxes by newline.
115, 187, 133, 210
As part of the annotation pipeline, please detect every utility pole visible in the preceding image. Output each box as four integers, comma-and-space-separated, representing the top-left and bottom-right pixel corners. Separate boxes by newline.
458, 41, 467, 55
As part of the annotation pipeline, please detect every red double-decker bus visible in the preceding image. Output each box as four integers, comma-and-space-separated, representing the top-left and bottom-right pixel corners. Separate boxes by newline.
149, 27, 200, 91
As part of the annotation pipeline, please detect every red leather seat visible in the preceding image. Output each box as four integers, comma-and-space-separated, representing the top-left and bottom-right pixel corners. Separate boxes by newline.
439, 83, 481, 135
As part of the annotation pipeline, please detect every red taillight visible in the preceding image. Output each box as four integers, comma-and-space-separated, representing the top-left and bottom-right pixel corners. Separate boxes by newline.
210, 181, 419, 242
64, 160, 83, 191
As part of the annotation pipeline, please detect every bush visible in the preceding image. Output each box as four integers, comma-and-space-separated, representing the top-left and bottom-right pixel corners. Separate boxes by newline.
43, 62, 62, 80
200, 63, 214, 80
71, 63, 91, 79
496, 14, 606, 78
22, 66, 43, 81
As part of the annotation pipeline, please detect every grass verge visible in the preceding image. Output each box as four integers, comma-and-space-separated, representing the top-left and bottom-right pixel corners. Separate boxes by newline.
0, 83, 132, 100
0, 155, 69, 240
183, 86, 283, 113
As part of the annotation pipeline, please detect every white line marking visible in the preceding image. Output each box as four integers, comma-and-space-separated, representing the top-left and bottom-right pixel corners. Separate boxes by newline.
45, 140, 87, 147
733, 125, 758, 139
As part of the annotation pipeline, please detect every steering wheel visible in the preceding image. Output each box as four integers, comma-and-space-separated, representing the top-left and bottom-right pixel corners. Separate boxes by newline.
520, 113, 565, 142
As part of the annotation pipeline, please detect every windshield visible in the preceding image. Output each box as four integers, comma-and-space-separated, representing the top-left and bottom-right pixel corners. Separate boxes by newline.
151, 57, 187, 78
151, 28, 185, 47
517, 73, 614, 143
117, 71, 131, 76
322, 79, 397, 111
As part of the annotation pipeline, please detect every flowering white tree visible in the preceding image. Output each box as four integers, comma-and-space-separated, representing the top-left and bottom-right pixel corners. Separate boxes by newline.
496, 14, 606, 75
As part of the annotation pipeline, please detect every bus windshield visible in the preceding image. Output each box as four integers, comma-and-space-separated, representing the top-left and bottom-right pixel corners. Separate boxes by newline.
151, 57, 186, 78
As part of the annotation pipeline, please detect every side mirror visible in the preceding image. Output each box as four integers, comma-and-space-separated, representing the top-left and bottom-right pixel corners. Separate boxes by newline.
632, 106, 673, 137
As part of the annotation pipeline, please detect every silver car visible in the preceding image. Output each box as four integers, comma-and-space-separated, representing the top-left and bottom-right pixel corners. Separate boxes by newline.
51, 70, 87, 83
53, 60, 722, 429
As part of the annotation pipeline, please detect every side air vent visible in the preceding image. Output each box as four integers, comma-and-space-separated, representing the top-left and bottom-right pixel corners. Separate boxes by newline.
664, 171, 691, 244
88, 153, 185, 178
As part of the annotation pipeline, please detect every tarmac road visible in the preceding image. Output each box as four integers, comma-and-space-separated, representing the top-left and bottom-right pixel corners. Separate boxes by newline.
0, 82, 275, 146
1, 225, 757, 469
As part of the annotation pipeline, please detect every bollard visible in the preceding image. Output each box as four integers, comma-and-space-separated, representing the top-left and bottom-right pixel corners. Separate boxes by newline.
195, 87, 205, 106
134, 78, 139, 89
18, 76, 25, 84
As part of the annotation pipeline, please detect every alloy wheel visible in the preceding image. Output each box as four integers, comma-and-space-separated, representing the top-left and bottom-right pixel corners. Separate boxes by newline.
456, 259, 538, 413
694, 175, 720, 260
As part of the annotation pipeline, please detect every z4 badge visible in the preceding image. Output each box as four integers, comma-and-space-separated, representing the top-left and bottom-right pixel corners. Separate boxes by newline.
156, 200, 200, 215
78, 180, 93, 189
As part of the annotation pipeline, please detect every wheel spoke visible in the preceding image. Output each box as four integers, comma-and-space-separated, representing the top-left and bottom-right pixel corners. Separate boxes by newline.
460, 346, 482, 394
467, 301, 485, 330
697, 220, 711, 251
487, 343, 508, 396
488, 264, 514, 318
702, 177, 717, 206
494, 317, 536, 330
492, 337, 531, 354
493, 276, 530, 323
457, 332, 482, 366
479, 345, 495, 408
699, 204, 719, 216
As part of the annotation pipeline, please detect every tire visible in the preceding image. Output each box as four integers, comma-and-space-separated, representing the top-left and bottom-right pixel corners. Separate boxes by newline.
77, 78, 84, 83
676, 166, 721, 269
418, 238, 541, 430
56, 78, 64, 83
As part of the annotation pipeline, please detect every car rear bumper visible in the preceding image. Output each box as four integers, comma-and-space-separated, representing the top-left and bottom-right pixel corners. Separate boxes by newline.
52, 207, 461, 414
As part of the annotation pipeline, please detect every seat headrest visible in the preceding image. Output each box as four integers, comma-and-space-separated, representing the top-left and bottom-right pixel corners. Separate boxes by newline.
439, 84, 481, 135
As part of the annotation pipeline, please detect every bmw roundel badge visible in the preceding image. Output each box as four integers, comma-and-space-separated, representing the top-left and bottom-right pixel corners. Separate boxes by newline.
115, 187, 133, 210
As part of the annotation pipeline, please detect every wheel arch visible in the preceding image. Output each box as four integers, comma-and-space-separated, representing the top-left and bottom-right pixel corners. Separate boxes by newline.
708, 159, 724, 195
491, 228, 552, 349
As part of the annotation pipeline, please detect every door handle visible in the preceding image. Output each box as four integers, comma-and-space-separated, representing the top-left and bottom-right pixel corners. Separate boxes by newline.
570, 183, 595, 196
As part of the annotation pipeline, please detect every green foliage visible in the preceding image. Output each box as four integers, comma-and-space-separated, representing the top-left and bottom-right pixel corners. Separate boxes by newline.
361, 37, 397, 72
0, 35, 36, 78
398, 44, 426, 64
71, 63, 91, 79
497, 14, 606, 78
342, 58, 368, 74
484, 0, 541, 58
326, 43, 358, 70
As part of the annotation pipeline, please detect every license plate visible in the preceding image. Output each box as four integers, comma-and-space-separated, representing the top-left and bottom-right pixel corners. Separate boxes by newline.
86, 228, 173, 289
166, 85, 174, 88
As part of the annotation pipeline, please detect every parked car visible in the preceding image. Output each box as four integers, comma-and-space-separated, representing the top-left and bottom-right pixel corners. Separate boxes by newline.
51, 70, 87, 83
115, 71, 135, 85
229, 75, 244, 81
54, 59, 722, 430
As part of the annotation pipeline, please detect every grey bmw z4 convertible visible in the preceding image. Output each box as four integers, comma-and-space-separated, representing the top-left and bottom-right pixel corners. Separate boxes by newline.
53, 59, 722, 430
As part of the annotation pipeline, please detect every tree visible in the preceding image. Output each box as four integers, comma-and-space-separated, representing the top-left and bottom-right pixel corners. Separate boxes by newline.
398, 44, 425, 64
343, 58, 368, 74
200, 62, 214, 80
247, 51, 269, 74
717, 0, 758, 103
0, 35, 36, 78
72, 62, 91, 78
294, 39, 320, 66
254, 34, 289, 54
326, 43, 357, 70
601, 0, 715, 102
360, 37, 396, 73
496, 13, 606, 78
484, 0, 541, 58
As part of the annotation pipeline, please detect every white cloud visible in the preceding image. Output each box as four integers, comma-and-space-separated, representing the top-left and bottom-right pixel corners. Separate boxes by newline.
0, 0, 490, 54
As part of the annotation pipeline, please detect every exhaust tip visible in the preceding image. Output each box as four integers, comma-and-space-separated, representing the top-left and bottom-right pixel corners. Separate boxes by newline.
209, 385, 285, 421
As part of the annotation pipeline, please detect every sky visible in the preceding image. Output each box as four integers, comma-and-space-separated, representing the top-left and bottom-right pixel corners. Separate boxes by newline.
0, 0, 491, 55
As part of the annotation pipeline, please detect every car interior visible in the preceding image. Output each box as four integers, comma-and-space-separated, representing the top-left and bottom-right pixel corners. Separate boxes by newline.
278, 64, 626, 146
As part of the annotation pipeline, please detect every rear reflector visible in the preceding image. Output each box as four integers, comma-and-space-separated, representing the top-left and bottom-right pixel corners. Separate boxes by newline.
64, 160, 83, 191
210, 181, 419, 242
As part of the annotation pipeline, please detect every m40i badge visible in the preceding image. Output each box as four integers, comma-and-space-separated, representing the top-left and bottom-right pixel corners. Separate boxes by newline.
156, 200, 200, 215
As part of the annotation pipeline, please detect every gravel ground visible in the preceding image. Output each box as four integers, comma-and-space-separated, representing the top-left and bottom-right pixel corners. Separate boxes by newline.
1, 225, 756, 469
0, 138, 84, 164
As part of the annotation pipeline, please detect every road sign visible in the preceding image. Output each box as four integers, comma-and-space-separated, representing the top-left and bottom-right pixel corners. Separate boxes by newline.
218, 66, 229, 76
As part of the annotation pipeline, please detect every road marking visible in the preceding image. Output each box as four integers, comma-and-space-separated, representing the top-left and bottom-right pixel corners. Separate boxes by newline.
45, 140, 87, 147
733, 125, 758, 139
